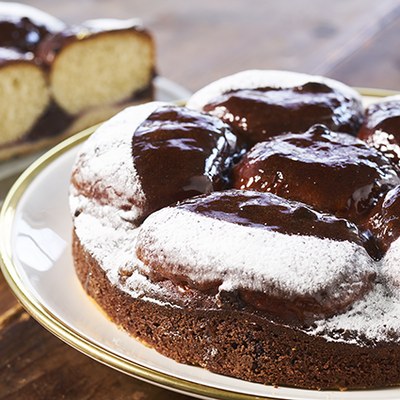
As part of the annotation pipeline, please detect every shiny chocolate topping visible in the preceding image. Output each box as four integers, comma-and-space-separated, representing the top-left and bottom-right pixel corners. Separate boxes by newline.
180, 189, 366, 244
368, 185, 400, 253
180, 188, 380, 258
0, 18, 52, 53
233, 125, 399, 224
202, 82, 363, 146
140, 190, 376, 324
133, 105, 237, 219
359, 98, 400, 167
0, 3, 64, 54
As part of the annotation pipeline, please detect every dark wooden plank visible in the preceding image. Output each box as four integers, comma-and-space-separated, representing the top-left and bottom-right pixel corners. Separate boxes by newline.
0, 173, 20, 205
0, 172, 25, 315
0, 311, 193, 399
0, 273, 18, 316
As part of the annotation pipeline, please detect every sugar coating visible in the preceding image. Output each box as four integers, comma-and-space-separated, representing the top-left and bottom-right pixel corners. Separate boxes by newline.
310, 283, 400, 345
137, 207, 374, 297
72, 194, 173, 303
382, 240, 400, 288
186, 69, 362, 111
73, 201, 137, 283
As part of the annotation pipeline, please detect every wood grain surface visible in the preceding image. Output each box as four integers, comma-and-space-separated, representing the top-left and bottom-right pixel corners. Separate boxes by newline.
1, 1, 400, 398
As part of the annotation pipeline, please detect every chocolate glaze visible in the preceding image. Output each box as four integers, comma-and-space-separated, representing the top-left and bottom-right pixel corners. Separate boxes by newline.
139, 189, 376, 324
132, 105, 237, 220
0, 18, 54, 53
233, 125, 399, 226
368, 185, 400, 253
202, 82, 363, 146
180, 189, 365, 243
24, 101, 73, 141
359, 99, 400, 167
0, 3, 64, 54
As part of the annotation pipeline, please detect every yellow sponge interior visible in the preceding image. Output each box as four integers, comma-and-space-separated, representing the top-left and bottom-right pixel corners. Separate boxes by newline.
0, 63, 49, 146
51, 31, 154, 115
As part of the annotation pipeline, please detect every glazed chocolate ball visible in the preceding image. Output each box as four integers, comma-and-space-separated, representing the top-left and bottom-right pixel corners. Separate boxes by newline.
359, 97, 400, 168
137, 189, 376, 324
189, 71, 364, 146
133, 104, 237, 219
368, 185, 400, 253
233, 125, 400, 222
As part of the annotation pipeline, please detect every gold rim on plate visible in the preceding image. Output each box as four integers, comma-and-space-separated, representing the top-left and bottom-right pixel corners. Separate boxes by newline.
0, 89, 398, 400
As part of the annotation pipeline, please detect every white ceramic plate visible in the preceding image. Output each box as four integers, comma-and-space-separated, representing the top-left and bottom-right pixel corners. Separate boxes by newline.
0, 76, 191, 181
1, 91, 400, 400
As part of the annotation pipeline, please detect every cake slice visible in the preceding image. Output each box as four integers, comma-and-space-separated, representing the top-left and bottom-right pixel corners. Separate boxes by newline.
37, 19, 155, 115
0, 3, 156, 162
0, 2, 64, 157
0, 49, 50, 149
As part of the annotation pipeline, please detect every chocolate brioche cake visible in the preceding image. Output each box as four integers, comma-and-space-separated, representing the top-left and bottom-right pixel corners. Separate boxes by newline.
70, 71, 400, 390
0, 2, 155, 162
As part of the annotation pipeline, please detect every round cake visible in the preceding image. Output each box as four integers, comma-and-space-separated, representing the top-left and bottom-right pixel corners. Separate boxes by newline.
70, 71, 400, 390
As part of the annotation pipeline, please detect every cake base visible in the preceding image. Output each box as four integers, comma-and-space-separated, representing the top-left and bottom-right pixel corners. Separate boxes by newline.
72, 231, 400, 390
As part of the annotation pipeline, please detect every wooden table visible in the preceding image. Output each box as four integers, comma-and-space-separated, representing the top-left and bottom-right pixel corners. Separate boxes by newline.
2, 0, 400, 398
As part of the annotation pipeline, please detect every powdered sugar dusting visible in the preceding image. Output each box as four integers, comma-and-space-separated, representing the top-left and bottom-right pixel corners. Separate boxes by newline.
382, 239, 400, 287
73, 207, 137, 282
73, 184, 400, 344
72, 199, 173, 302
309, 237, 400, 344
136, 207, 374, 297
186, 69, 362, 110
310, 283, 400, 344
